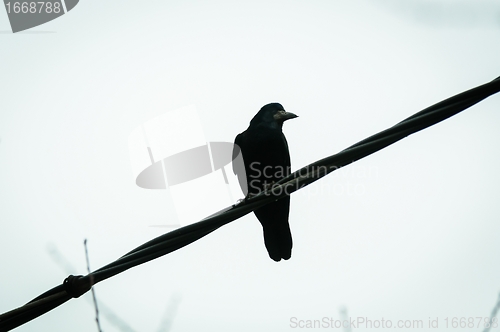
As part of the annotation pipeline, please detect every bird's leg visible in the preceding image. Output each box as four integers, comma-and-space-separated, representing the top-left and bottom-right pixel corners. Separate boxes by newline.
233, 192, 255, 206
234, 194, 255, 206
239, 181, 277, 204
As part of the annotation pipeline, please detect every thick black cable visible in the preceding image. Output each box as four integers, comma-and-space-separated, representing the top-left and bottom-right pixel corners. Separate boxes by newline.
0, 76, 499, 332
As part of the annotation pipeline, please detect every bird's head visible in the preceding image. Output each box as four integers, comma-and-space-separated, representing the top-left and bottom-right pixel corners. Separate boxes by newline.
250, 103, 298, 129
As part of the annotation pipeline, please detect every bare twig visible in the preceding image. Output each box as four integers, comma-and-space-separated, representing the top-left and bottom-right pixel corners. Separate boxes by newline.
482, 292, 500, 332
84, 239, 103, 332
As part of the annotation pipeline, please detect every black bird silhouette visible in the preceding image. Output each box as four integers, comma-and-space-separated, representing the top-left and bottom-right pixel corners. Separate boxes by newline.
232, 103, 298, 261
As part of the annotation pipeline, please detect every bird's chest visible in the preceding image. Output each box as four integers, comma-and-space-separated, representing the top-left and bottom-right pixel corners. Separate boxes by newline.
243, 132, 288, 165
240, 131, 290, 191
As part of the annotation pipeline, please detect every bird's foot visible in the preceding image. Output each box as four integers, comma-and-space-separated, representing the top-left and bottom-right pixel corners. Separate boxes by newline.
244, 193, 257, 201
233, 193, 258, 207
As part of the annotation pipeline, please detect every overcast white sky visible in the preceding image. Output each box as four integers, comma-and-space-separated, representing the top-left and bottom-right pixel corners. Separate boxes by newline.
1, 1, 500, 331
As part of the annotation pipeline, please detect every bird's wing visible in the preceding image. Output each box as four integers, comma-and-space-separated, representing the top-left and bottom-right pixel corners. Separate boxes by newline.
232, 133, 243, 175
282, 134, 291, 174
232, 133, 248, 195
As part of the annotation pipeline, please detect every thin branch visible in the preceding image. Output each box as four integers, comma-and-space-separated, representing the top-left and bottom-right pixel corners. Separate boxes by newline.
84, 239, 102, 332
482, 292, 500, 332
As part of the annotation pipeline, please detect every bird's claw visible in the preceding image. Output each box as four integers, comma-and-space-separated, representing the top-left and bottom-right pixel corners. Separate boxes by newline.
233, 194, 256, 206
245, 193, 257, 201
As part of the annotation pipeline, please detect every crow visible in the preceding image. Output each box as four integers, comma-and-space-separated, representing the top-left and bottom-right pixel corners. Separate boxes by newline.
232, 103, 298, 261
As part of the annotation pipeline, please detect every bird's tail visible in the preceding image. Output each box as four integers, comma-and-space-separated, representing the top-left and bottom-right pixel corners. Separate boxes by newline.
255, 197, 293, 262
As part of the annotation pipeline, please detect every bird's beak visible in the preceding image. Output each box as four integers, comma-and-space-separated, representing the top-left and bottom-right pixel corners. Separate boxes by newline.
274, 110, 298, 121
